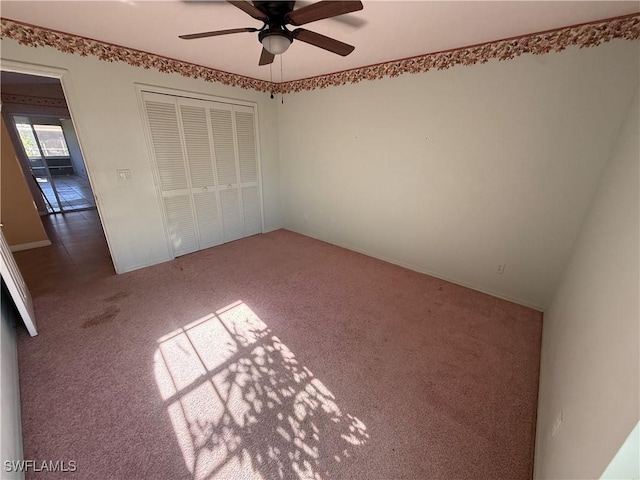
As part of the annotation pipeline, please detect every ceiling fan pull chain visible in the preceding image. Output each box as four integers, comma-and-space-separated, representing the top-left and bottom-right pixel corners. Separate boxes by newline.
281, 55, 285, 105
269, 61, 274, 99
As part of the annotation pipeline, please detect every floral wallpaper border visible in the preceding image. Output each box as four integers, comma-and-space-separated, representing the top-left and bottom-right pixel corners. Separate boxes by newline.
0, 18, 274, 93
279, 13, 640, 93
2, 14, 639, 95
1, 92, 67, 108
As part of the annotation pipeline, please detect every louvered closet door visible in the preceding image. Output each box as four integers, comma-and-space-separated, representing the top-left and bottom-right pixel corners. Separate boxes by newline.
235, 106, 262, 236
143, 92, 198, 257
144, 91, 262, 257
210, 103, 244, 243
177, 98, 223, 249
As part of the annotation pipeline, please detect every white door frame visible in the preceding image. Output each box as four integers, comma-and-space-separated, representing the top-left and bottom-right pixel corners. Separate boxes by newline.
0, 59, 119, 272
0, 228, 37, 336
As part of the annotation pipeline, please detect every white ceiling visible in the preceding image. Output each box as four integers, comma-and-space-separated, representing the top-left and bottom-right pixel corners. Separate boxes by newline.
2, 1, 638, 82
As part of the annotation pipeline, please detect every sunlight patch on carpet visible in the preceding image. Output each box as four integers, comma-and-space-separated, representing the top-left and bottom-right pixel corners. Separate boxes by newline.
154, 301, 369, 479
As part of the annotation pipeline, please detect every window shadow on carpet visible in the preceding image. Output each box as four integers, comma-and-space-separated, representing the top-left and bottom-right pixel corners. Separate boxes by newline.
154, 301, 369, 480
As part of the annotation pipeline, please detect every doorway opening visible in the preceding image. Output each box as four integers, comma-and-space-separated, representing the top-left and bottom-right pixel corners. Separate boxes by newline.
1, 69, 116, 293
1, 71, 95, 214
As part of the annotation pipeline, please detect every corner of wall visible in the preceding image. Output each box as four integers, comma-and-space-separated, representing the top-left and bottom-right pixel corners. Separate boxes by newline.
533, 86, 640, 479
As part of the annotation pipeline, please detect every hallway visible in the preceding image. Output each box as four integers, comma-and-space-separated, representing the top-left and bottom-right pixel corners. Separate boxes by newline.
13, 209, 114, 297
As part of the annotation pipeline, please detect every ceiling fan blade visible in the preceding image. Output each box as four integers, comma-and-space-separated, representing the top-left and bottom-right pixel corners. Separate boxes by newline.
227, 1, 269, 22
286, 1, 363, 26
294, 0, 367, 28
259, 47, 275, 66
179, 27, 258, 40
293, 28, 355, 56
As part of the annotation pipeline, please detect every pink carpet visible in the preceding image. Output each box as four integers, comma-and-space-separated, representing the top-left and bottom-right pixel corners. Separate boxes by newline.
16, 229, 542, 479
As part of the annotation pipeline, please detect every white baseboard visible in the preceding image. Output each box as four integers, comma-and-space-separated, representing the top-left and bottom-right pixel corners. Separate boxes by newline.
9, 240, 52, 252
282, 227, 545, 312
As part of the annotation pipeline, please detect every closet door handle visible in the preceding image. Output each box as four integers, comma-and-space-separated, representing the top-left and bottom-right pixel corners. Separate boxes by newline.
202, 186, 208, 192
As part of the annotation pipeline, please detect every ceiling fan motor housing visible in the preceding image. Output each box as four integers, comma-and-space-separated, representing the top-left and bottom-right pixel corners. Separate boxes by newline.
253, 1, 296, 21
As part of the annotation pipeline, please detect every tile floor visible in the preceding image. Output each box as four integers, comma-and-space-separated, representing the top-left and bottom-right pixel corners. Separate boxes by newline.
13, 209, 115, 297
36, 174, 95, 212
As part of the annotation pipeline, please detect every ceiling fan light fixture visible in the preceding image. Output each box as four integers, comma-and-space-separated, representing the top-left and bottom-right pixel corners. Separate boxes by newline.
180, 1, 363, 66
260, 32, 292, 55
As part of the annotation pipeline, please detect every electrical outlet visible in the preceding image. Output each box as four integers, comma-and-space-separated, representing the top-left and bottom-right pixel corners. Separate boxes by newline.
551, 410, 564, 438
497, 263, 506, 275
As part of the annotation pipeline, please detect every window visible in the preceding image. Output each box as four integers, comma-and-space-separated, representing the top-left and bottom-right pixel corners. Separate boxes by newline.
15, 122, 41, 159
33, 125, 69, 157
14, 117, 69, 159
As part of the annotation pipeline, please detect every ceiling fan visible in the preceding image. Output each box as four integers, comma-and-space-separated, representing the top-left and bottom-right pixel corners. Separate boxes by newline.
179, 1, 364, 66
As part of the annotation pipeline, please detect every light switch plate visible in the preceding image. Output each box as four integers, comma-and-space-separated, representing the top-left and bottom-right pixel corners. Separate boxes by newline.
117, 169, 131, 181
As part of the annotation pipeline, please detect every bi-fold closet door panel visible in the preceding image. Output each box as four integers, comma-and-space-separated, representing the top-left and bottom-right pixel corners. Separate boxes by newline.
142, 91, 261, 258
143, 93, 199, 257
235, 107, 261, 237
179, 97, 224, 249
210, 105, 243, 243
210, 103, 261, 242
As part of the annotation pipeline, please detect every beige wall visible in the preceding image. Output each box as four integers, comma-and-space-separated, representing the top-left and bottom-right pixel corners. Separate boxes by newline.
0, 118, 49, 248
534, 88, 639, 478
278, 40, 639, 309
